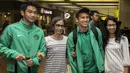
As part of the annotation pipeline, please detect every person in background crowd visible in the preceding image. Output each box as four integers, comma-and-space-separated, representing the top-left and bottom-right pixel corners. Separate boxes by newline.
0, 2, 46, 73
90, 10, 99, 27
2, 20, 9, 32
90, 10, 106, 49
103, 16, 130, 73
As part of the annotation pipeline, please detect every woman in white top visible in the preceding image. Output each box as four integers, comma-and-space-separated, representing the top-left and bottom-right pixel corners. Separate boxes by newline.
44, 16, 67, 73
103, 16, 130, 73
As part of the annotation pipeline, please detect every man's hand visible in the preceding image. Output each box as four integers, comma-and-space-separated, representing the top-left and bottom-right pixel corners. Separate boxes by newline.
37, 52, 45, 60
15, 54, 25, 61
26, 59, 34, 67
71, 52, 76, 57
124, 67, 128, 73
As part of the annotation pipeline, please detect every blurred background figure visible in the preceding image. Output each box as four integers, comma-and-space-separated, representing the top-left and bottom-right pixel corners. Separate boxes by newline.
2, 20, 9, 32
90, 10, 99, 27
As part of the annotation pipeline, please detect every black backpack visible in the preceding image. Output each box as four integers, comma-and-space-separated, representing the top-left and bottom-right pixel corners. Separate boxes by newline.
73, 25, 98, 52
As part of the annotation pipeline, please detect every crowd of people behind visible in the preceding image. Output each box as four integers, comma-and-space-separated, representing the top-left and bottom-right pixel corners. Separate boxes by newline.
0, 1, 130, 73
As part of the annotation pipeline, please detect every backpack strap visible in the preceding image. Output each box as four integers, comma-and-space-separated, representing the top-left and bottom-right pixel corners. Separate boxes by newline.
73, 27, 99, 50
73, 29, 77, 52
73, 26, 99, 49
91, 25, 99, 43
66, 29, 77, 58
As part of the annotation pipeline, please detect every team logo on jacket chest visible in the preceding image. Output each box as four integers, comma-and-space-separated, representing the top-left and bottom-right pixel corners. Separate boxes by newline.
34, 34, 39, 40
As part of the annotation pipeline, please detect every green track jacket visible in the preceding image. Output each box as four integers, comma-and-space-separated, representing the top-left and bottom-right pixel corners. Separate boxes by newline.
0, 19, 46, 73
67, 26, 104, 73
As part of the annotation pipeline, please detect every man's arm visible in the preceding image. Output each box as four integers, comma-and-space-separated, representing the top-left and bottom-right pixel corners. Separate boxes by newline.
32, 31, 46, 66
67, 32, 78, 73
0, 26, 20, 60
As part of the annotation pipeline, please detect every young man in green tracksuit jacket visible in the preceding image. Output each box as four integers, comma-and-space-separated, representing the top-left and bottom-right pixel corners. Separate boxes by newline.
0, 2, 46, 73
67, 8, 104, 73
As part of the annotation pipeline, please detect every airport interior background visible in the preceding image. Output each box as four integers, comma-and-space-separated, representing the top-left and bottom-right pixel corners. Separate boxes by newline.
0, 0, 130, 73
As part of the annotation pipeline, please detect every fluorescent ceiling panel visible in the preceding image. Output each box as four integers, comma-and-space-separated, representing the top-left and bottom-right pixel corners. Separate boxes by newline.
17, 0, 27, 2
82, 6, 117, 9
90, 8, 116, 10
70, 0, 119, 2
39, 0, 64, 1
60, 6, 80, 9
48, 3, 72, 5
76, 3, 119, 6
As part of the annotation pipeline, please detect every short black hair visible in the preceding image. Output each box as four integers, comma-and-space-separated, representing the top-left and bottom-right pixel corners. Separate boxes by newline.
20, 2, 38, 12
90, 10, 99, 16
76, 8, 90, 18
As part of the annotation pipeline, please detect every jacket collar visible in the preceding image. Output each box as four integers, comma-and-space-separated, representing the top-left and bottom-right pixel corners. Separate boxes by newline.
77, 24, 91, 34
19, 19, 35, 30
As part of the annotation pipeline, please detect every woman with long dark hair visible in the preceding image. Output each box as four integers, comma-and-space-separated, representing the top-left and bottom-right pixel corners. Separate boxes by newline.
103, 16, 130, 73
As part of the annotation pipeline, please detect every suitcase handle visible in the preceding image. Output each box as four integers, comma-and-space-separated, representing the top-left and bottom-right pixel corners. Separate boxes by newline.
15, 56, 31, 73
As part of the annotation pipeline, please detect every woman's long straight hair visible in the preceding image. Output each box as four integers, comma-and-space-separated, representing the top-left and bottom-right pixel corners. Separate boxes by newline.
103, 16, 121, 49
